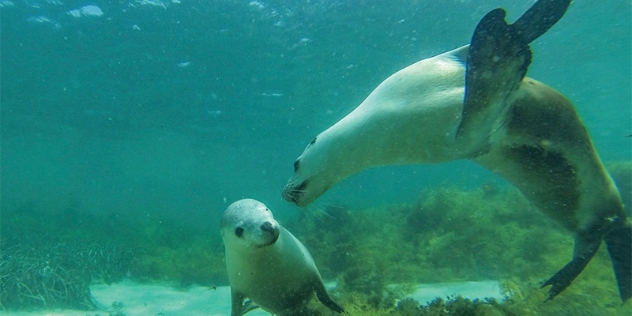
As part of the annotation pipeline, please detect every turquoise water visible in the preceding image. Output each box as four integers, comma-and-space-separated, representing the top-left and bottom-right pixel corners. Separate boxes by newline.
0, 1, 630, 312
1, 1, 630, 225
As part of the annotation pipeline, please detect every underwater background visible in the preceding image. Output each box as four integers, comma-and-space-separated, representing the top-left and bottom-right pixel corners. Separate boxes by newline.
1, 0, 631, 315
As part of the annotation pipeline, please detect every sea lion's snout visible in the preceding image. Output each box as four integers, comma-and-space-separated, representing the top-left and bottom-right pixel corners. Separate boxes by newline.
257, 222, 281, 248
260, 221, 280, 246
282, 180, 307, 205
261, 221, 275, 233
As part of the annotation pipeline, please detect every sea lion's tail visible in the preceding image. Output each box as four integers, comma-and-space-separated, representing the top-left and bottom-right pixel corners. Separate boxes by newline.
604, 223, 632, 302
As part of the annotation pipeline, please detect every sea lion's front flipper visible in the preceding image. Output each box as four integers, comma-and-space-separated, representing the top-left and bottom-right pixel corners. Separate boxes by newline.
314, 281, 344, 313
230, 290, 259, 316
541, 233, 602, 301
513, 0, 571, 44
455, 8, 531, 148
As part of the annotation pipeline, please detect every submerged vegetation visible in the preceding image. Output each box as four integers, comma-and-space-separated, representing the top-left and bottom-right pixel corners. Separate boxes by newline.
1, 161, 630, 314
289, 182, 630, 316
0, 204, 136, 310
0, 204, 225, 311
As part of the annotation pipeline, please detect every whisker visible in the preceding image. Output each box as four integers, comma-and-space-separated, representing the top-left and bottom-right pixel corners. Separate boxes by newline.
301, 166, 326, 182
304, 201, 342, 222
305, 204, 330, 223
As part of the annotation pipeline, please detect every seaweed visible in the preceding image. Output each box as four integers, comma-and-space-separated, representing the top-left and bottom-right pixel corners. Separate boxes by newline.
0, 232, 134, 310
126, 217, 227, 287
3, 164, 631, 314
285, 180, 632, 315
0, 200, 229, 311
0, 206, 135, 310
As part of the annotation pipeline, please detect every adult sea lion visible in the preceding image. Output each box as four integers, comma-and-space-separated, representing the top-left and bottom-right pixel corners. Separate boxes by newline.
221, 199, 344, 315
282, 0, 631, 302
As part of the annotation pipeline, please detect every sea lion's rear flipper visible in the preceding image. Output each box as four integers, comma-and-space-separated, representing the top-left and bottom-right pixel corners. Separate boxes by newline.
314, 281, 344, 313
541, 233, 601, 301
604, 224, 632, 302
513, 0, 571, 44
456, 0, 571, 150
455, 8, 531, 147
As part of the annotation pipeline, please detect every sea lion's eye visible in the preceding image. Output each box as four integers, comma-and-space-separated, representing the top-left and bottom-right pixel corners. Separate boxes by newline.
310, 137, 317, 145
293, 159, 300, 171
235, 227, 244, 237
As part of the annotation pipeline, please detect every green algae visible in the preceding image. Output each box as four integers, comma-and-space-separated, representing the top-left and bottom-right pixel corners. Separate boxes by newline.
126, 218, 226, 287
2, 162, 631, 314
0, 207, 136, 310
0, 206, 225, 310
285, 178, 631, 315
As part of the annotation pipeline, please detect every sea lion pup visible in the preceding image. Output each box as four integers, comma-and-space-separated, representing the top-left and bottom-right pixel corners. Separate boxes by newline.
282, 0, 631, 302
221, 199, 344, 316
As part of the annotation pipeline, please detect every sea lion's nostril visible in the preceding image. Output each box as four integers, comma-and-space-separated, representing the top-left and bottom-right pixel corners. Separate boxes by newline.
261, 221, 274, 233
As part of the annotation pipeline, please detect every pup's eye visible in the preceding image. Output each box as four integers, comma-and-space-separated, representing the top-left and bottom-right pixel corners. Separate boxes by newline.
310, 137, 317, 145
235, 227, 244, 237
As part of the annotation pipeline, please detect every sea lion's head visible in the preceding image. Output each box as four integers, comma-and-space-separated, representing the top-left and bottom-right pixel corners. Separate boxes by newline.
282, 126, 366, 207
281, 104, 394, 207
221, 199, 280, 249
282, 51, 467, 207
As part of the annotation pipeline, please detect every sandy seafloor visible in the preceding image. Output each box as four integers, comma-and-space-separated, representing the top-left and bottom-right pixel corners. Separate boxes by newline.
0, 280, 502, 315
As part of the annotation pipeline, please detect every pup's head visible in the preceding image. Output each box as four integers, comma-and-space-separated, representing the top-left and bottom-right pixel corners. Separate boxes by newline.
221, 199, 280, 249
